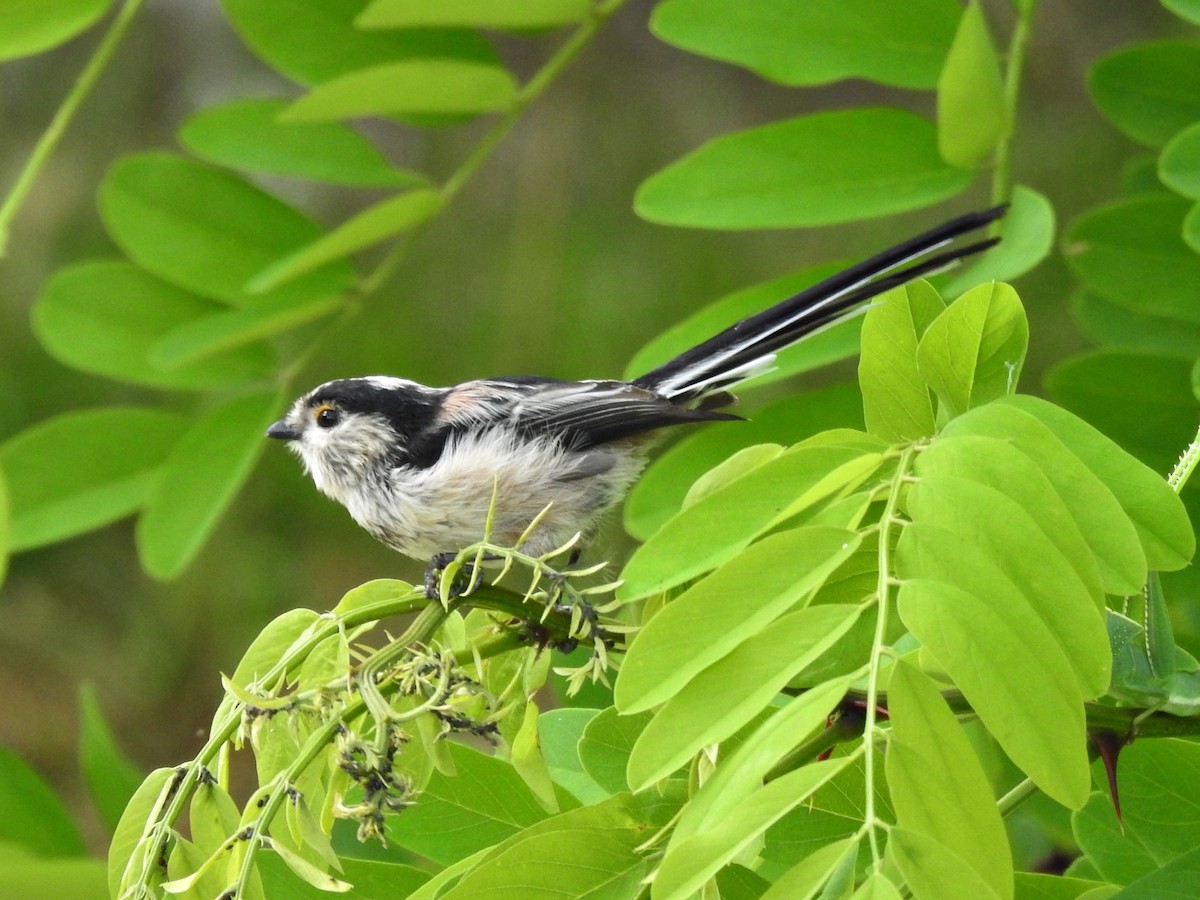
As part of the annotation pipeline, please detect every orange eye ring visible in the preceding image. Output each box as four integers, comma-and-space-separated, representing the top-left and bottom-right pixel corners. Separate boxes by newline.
314, 404, 340, 428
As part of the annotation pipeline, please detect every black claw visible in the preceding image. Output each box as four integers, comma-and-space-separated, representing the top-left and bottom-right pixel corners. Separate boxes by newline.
424, 552, 458, 599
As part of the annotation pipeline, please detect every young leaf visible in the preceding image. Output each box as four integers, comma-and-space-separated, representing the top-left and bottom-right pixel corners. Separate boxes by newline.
266, 837, 352, 893
281, 60, 517, 121
939, 185, 1055, 296
108, 768, 176, 898
624, 382, 864, 540
511, 700, 558, 813
1063, 195, 1200, 324
179, 99, 425, 187
1088, 41, 1200, 148
672, 673, 857, 844
189, 781, 241, 856
0, 747, 85, 857
649, 0, 960, 89
99, 153, 355, 307
386, 742, 558, 865
936, 0, 1009, 168
219, 0, 497, 85
887, 662, 1014, 900
859, 280, 945, 441
33, 261, 276, 390
894, 574, 1090, 809
0, 407, 187, 551
620, 437, 881, 599
539, 708, 608, 804
147, 293, 343, 369
258, 853, 430, 898
916, 281, 1027, 420
577, 707, 652, 796
635, 108, 973, 229
617, 526, 862, 712
0, 0, 113, 60
136, 388, 285, 579
650, 757, 852, 900
757, 838, 858, 900
627, 607, 860, 789
941, 402, 1148, 595
888, 828, 1004, 900
79, 685, 144, 837
250, 189, 443, 291
357, 0, 590, 29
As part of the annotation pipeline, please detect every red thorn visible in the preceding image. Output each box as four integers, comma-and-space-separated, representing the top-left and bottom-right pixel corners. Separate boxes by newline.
1091, 730, 1129, 831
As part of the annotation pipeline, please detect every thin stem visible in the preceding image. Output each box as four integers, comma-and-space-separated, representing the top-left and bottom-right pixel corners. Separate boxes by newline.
0, 0, 147, 255
997, 777, 1039, 818
991, 0, 1036, 209
861, 445, 916, 866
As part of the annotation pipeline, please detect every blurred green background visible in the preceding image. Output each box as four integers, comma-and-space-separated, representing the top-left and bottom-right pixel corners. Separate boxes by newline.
0, 0, 1189, 850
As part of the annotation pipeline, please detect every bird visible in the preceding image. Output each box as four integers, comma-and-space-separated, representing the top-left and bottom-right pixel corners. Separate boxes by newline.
266, 206, 1005, 594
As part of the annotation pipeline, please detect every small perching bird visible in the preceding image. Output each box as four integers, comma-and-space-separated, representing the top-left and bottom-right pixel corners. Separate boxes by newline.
267, 206, 1005, 590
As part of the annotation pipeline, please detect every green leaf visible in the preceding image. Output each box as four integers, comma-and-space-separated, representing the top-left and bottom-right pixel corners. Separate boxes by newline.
628, 607, 860, 789
578, 707, 651, 796
0, 407, 187, 552
617, 526, 861, 712
258, 853, 429, 899
936, 410, 1144, 596
906, 474, 1111, 697
635, 108, 973, 229
108, 768, 176, 897
757, 839, 858, 900
626, 264, 860, 389
672, 674, 858, 844
887, 662, 1014, 900
136, 388, 284, 579
682, 444, 785, 510
936, 1, 1009, 168
1163, 0, 1200, 24
441, 794, 659, 900
889, 827, 1004, 900
1063, 195, 1200, 324
0, 748, 85, 857
0, 472, 9, 589
859, 280, 944, 442
331, 578, 415, 616
852, 875, 904, 900
281, 60, 517, 121
99, 153, 355, 306
620, 435, 883, 599
33, 261, 276, 389
1013, 873, 1116, 900
718, 865, 772, 900
267, 838, 352, 893
188, 781, 241, 856
649, 0, 961, 89
1073, 291, 1200, 359
357, 0, 589, 29
1159, 122, 1200, 199
511, 700, 558, 813
1043, 351, 1198, 475
650, 756, 852, 900
916, 281, 1027, 420
1004, 394, 1194, 572
220, 0, 497, 85
179, 99, 425, 187
0, 0, 113, 60
539, 708, 608, 804
940, 185, 1055, 296
386, 742, 558, 865
1088, 41, 1200, 148
1073, 792, 1157, 885
251, 189, 443, 291
78, 685, 143, 837
894, 575, 1090, 809
624, 383, 863, 540
1113, 846, 1200, 899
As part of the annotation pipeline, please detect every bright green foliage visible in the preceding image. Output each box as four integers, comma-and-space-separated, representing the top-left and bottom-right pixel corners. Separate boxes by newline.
1088, 42, 1200, 148
79, 686, 144, 836
939, 185, 1055, 296
635, 108, 974, 229
0, 0, 114, 61
357, 0, 591, 29
937, 1, 1009, 168
650, 0, 960, 89
179, 99, 426, 187
0, 747, 86, 857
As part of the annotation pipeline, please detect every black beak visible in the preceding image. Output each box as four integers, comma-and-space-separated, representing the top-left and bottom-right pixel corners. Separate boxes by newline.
266, 420, 300, 441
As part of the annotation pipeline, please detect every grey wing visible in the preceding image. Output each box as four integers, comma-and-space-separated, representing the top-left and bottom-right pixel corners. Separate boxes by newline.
440, 377, 737, 450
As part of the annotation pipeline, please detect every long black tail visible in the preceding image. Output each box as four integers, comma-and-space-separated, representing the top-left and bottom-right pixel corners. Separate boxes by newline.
634, 205, 1007, 402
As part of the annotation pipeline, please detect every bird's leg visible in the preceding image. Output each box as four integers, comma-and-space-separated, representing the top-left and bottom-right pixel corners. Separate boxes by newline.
423, 551, 497, 600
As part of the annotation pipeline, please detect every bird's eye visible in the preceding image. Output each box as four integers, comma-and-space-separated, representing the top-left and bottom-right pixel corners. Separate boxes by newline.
315, 405, 340, 428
